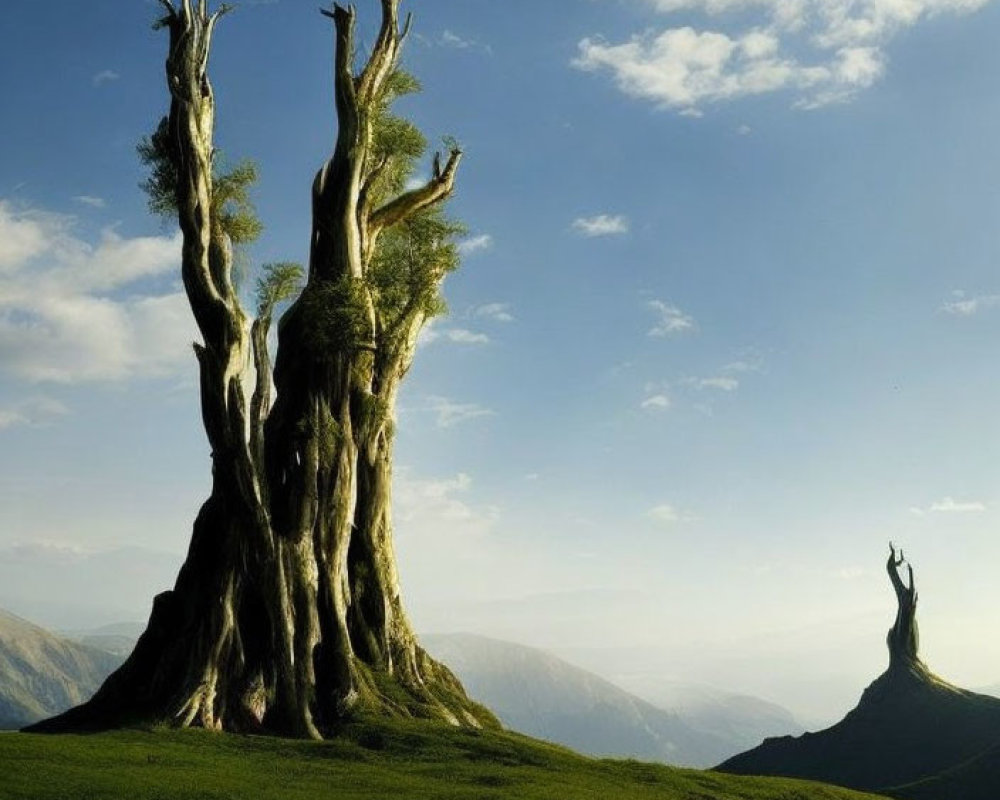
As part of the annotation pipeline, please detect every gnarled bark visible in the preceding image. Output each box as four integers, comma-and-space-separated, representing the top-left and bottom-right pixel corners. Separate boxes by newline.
886, 542, 921, 672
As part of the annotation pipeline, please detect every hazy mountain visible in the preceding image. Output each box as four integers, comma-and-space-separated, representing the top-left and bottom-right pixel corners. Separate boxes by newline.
0, 608, 123, 729
61, 621, 145, 657
422, 633, 792, 767
612, 675, 805, 753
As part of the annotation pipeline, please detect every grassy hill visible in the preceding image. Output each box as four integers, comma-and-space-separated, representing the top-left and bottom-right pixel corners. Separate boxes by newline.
0, 717, 891, 800
0, 609, 122, 729
718, 664, 1000, 794
885, 740, 1000, 800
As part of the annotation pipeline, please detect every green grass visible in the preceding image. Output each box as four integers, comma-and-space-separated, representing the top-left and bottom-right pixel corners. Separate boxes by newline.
0, 717, 891, 800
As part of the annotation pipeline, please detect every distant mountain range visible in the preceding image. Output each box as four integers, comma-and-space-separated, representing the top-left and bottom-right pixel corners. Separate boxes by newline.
59, 621, 146, 657
422, 632, 802, 767
1, 611, 803, 766
0, 609, 123, 729
605, 671, 805, 751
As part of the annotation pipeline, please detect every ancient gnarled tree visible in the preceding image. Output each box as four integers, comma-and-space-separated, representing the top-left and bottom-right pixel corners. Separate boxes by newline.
29, 0, 495, 738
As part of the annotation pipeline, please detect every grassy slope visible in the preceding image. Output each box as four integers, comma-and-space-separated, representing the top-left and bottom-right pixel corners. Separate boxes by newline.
718, 666, 1000, 792
0, 718, 891, 800
886, 741, 1000, 800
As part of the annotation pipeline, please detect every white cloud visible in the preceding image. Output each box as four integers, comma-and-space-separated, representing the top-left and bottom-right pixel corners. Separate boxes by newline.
942, 290, 1000, 316
684, 375, 740, 391
835, 565, 866, 580
74, 195, 106, 209
575, 27, 828, 110
396, 472, 475, 522
911, 496, 987, 515
641, 393, 672, 411
457, 234, 494, 255
426, 396, 495, 428
472, 302, 514, 323
393, 469, 500, 544
418, 321, 490, 346
0, 397, 69, 431
930, 497, 987, 513
723, 356, 765, 373
572, 214, 630, 237
92, 70, 120, 87
439, 30, 493, 55
444, 328, 490, 344
576, 0, 989, 111
0, 202, 53, 270
648, 504, 681, 525
0, 200, 191, 383
648, 299, 696, 336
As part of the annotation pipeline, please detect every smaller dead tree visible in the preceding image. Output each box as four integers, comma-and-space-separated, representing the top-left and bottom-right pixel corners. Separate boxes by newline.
886, 542, 923, 673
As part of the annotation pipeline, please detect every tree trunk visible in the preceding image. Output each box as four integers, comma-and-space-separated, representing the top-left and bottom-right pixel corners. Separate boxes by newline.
27, 0, 495, 737
886, 542, 923, 674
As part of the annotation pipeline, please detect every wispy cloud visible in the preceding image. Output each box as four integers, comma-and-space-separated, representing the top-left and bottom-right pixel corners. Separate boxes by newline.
394, 469, 499, 539
419, 321, 490, 347
0, 397, 68, 431
74, 195, 106, 209
648, 299, 695, 336
439, 30, 493, 55
941, 290, 1000, 316
574, 0, 988, 112
722, 355, 765, 373
472, 302, 514, 323
910, 496, 987, 515
426, 395, 495, 428
641, 393, 671, 411
835, 566, 866, 580
683, 375, 740, 391
572, 214, 630, 237
648, 504, 680, 525
92, 70, 120, 87
445, 329, 490, 344
457, 234, 494, 255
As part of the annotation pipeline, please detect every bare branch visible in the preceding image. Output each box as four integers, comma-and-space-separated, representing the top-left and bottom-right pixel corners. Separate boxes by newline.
357, 0, 403, 103
368, 149, 462, 234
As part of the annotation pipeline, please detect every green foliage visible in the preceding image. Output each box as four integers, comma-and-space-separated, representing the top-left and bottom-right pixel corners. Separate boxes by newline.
299, 277, 372, 356
214, 159, 263, 244
363, 69, 431, 207
362, 69, 467, 347
368, 207, 465, 334
137, 118, 263, 247
137, 116, 178, 219
256, 262, 305, 318
0, 723, 893, 800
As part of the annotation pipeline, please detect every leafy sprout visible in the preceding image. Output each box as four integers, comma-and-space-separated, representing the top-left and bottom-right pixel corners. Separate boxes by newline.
256, 262, 304, 318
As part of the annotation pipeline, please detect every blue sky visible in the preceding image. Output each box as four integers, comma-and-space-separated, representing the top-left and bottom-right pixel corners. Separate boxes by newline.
2, 0, 1000, 722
